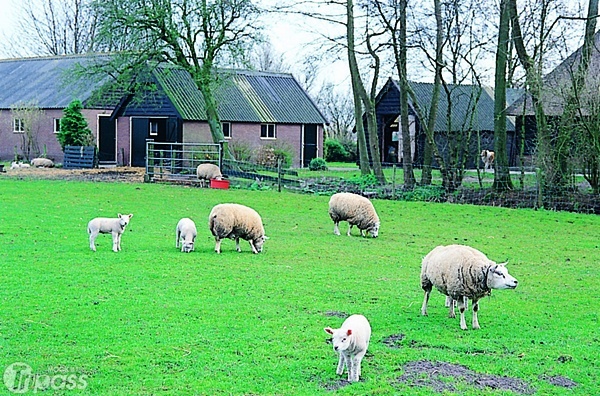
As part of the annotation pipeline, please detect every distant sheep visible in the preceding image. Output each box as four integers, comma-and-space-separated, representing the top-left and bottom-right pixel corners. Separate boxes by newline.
196, 163, 223, 187
328, 192, 380, 238
208, 203, 266, 254
420, 244, 518, 330
176, 218, 197, 253
481, 150, 495, 171
324, 314, 371, 382
87, 213, 133, 252
10, 161, 30, 169
31, 158, 54, 168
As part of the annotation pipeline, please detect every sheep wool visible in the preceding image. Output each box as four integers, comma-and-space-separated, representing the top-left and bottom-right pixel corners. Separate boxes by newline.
196, 163, 223, 187
31, 158, 54, 167
208, 203, 266, 254
328, 192, 380, 238
420, 244, 518, 330
324, 314, 371, 382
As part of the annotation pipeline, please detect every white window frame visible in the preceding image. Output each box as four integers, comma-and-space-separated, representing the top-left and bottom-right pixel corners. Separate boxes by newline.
54, 118, 61, 134
260, 123, 276, 139
149, 120, 159, 136
13, 118, 24, 133
222, 122, 232, 139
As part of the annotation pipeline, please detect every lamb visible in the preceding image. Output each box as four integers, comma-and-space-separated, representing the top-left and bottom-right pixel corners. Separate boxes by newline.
196, 163, 223, 187
328, 192, 380, 238
481, 149, 495, 171
31, 158, 54, 167
175, 217, 197, 253
87, 213, 133, 252
324, 314, 371, 383
10, 161, 30, 169
420, 244, 518, 330
208, 203, 267, 254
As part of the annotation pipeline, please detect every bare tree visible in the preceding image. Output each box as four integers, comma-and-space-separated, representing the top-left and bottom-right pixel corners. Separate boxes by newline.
316, 83, 355, 143
10, 102, 45, 161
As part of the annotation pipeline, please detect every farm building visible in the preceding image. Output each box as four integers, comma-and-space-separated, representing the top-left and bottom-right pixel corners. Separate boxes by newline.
369, 78, 522, 168
0, 55, 327, 167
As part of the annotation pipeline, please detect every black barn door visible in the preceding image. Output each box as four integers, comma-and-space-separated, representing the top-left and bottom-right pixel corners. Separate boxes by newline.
303, 124, 318, 167
131, 118, 149, 167
98, 116, 116, 164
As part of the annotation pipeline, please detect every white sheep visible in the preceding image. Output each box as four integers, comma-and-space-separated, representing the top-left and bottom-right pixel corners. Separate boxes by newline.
420, 244, 518, 330
10, 161, 30, 169
481, 149, 495, 171
196, 163, 223, 187
175, 217, 197, 253
324, 314, 371, 383
328, 192, 380, 238
208, 203, 266, 254
31, 158, 54, 167
87, 213, 133, 252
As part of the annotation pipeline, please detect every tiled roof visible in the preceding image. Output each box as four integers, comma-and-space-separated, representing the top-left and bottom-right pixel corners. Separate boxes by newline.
394, 80, 515, 132
0, 55, 112, 109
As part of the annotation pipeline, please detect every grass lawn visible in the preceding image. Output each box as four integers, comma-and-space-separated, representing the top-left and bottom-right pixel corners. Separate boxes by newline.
0, 178, 598, 395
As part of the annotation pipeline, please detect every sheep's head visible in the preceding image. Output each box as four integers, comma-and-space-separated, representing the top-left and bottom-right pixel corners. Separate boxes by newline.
181, 241, 194, 253
324, 327, 353, 352
487, 263, 518, 290
253, 235, 268, 253
118, 213, 133, 229
368, 222, 380, 238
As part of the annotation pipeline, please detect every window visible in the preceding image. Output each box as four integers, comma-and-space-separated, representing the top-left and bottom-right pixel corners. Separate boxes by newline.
260, 124, 276, 139
54, 118, 61, 134
222, 122, 232, 139
149, 121, 159, 136
13, 118, 24, 133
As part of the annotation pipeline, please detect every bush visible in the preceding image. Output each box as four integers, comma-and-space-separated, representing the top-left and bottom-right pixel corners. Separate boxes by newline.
57, 100, 94, 151
254, 143, 293, 168
324, 139, 349, 162
309, 157, 328, 171
228, 140, 253, 162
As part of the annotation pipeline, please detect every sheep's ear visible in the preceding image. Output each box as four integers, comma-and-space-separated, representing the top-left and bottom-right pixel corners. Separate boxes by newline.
324, 327, 334, 335
500, 260, 508, 266
118, 213, 123, 218
346, 329, 352, 336
128, 213, 134, 218
263, 235, 270, 240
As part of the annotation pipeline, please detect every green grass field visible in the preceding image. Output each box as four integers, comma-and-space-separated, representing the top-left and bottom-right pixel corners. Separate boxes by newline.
0, 178, 598, 395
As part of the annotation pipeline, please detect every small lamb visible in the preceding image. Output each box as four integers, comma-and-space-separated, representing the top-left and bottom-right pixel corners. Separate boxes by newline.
324, 314, 371, 383
196, 163, 223, 187
87, 213, 133, 252
328, 192, 380, 238
176, 218, 197, 253
420, 244, 518, 330
208, 203, 267, 254
481, 149, 495, 171
31, 158, 54, 167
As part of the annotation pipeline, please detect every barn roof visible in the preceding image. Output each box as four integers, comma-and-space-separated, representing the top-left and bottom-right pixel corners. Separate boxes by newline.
0, 55, 327, 125
380, 79, 515, 132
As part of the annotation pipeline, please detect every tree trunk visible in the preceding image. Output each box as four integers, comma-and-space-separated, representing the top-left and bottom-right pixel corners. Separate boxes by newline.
492, 0, 513, 191
346, 0, 371, 175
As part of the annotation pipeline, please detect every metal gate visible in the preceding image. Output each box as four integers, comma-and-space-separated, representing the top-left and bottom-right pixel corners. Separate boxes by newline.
145, 141, 222, 182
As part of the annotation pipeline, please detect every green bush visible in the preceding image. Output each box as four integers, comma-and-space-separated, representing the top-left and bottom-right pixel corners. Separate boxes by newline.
347, 173, 378, 188
309, 157, 328, 171
254, 143, 293, 168
324, 139, 349, 162
57, 100, 94, 150
341, 140, 357, 162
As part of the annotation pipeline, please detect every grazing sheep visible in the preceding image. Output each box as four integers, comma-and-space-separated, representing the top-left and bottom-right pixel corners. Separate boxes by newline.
196, 163, 223, 187
420, 244, 518, 330
87, 213, 133, 252
208, 203, 266, 254
31, 158, 54, 167
481, 149, 495, 171
328, 192, 380, 238
176, 218, 197, 253
324, 314, 371, 383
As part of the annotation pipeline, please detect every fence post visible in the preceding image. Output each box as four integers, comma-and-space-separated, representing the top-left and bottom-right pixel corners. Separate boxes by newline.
536, 168, 543, 209
392, 164, 397, 200
219, 140, 226, 170
277, 158, 282, 193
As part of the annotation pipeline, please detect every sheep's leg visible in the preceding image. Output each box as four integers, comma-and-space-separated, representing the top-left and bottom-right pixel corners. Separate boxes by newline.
249, 240, 258, 254
336, 353, 345, 376
345, 353, 355, 382
446, 296, 456, 318
112, 232, 120, 252
235, 237, 242, 252
214, 238, 222, 253
353, 350, 366, 382
89, 231, 99, 252
457, 297, 468, 330
333, 222, 341, 236
176, 230, 180, 248
472, 298, 481, 329
421, 289, 431, 316
346, 224, 353, 236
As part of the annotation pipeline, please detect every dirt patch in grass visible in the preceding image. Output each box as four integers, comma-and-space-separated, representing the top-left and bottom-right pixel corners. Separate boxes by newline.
322, 311, 349, 318
382, 333, 405, 348
540, 375, 578, 388
1, 166, 145, 183
396, 360, 535, 394
323, 379, 352, 391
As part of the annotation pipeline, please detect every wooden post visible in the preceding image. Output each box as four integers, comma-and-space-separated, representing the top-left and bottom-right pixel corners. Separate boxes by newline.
277, 158, 282, 193
392, 164, 397, 200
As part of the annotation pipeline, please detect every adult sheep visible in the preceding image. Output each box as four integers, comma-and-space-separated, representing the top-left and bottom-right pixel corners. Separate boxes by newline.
175, 218, 197, 253
328, 192, 380, 238
87, 213, 133, 252
31, 158, 54, 167
208, 203, 267, 254
324, 314, 371, 383
196, 163, 223, 187
420, 244, 518, 330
